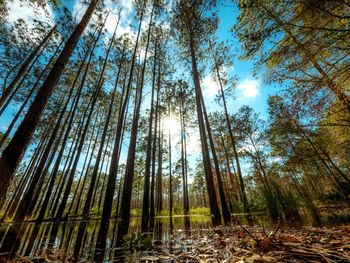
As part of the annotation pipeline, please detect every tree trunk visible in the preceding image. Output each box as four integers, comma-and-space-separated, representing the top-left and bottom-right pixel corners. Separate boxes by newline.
141, 37, 157, 232
14, 74, 76, 222
82, 20, 122, 219
0, 39, 64, 149
97, 1, 145, 247
156, 120, 163, 215
115, 2, 152, 243
168, 102, 173, 229
213, 48, 250, 217
220, 134, 239, 204
200, 93, 231, 224
180, 89, 190, 216
187, 21, 221, 225
67, 115, 99, 216
36, 20, 104, 222
150, 57, 161, 228
0, 0, 100, 206
74, 118, 101, 215
0, 25, 57, 108
55, 79, 102, 221
1, 129, 49, 220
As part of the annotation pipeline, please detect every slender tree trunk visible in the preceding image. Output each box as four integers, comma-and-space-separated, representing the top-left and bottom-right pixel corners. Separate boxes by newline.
113, 77, 130, 220
1, 129, 49, 220
48, 127, 77, 215
98, 1, 146, 247
36, 21, 105, 222
156, 120, 163, 215
0, 25, 57, 108
168, 103, 173, 229
187, 21, 221, 225
116, 15, 155, 248
73, 118, 101, 215
180, 90, 190, 216
1, 62, 21, 96
209, 41, 250, 216
55, 79, 102, 221
97, 147, 111, 213
0, 39, 64, 149
82, 19, 122, 219
200, 92, 231, 224
183, 117, 190, 214
180, 102, 189, 214
150, 58, 161, 228
141, 38, 157, 232
0, 0, 100, 206
14, 79, 76, 221
67, 115, 100, 216
220, 134, 239, 204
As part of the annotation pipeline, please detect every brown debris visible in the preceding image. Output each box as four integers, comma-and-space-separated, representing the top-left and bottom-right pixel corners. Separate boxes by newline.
154, 225, 350, 262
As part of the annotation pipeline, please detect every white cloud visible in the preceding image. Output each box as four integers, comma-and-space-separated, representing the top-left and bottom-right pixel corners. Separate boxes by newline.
6, 0, 54, 27
201, 75, 220, 98
73, 0, 135, 40
237, 79, 260, 99
104, 0, 134, 38
201, 65, 234, 98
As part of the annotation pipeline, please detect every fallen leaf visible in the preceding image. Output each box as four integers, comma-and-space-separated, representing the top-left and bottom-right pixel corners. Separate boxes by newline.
279, 234, 302, 243
244, 254, 279, 262
138, 255, 159, 261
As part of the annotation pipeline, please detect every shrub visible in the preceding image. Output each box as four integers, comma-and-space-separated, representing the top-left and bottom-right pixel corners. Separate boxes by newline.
189, 207, 210, 215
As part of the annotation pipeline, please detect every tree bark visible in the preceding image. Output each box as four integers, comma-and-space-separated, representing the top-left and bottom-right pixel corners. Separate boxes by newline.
187, 21, 221, 225
116, 2, 152, 243
212, 44, 250, 217
0, 0, 100, 206
97, 1, 146, 248
0, 38, 64, 149
82, 19, 122, 219
141, 37, 157, 232
0, 25, 57, 108
200, 93, 231, 224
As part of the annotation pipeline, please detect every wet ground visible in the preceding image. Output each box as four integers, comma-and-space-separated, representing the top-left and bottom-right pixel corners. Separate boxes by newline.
0, 215, 214, 262
1, 213, 349, 262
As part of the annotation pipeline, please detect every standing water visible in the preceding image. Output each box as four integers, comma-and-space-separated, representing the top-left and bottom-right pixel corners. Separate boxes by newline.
0, 216, 215, 262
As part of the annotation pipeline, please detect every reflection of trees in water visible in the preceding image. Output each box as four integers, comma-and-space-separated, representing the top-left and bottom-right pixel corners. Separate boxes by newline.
0, 216, 213, 262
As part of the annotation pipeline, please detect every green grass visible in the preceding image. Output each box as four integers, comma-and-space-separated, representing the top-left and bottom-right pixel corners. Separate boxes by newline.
189, 207, 210, 215
128, 207, 211, 217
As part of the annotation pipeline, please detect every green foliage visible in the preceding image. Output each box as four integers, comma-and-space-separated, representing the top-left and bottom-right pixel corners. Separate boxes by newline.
189, 207, 210, 216
130, 209, 142, 217
159, 209, 169, 216
324, 214, 350, 226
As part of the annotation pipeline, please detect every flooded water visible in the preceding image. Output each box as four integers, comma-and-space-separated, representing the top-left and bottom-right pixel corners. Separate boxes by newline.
0, 213, 295, 262
0, 216, 216, 262
1, 211, 331, 262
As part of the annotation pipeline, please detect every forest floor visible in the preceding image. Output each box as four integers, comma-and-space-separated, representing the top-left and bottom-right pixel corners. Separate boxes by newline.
136, 224, 350, 262
3, 224, 350, 262
2, 208, 350, 262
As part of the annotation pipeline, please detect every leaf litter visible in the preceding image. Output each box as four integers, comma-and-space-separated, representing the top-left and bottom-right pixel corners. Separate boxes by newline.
4, 224, 350, 262
138, 224, 350, 262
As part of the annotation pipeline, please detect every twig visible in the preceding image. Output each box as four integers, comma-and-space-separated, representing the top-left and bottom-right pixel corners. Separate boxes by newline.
269, 218, 281, 238
235, 220, 259, 243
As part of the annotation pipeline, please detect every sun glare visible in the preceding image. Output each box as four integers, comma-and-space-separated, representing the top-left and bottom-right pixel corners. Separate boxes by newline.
162, 116, 201, 154
163, 116, 181, 136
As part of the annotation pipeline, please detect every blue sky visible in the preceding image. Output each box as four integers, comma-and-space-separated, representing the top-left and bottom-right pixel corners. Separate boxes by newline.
1, 0, 279, 179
